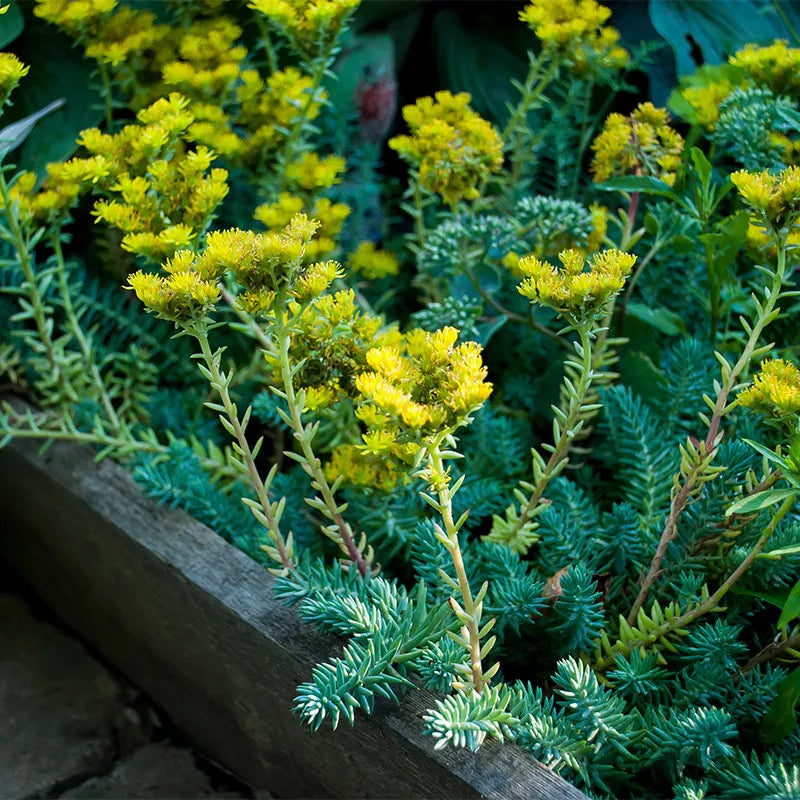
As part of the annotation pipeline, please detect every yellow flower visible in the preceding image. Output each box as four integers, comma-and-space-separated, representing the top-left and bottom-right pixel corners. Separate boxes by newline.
349, 241, 399, 280
519, 0, 628, 74
591, 102, 684, 185
285, 152, 347, 191
389, 91, 503, 205
730, 41, 800, 97
731, 165, 800, 227
739, 358, 800, 421
0, 53, 28, 106
355, 325, 492, 443
517, 248, 635, 321
249, 0, 359, 57
680, 80, 740, 129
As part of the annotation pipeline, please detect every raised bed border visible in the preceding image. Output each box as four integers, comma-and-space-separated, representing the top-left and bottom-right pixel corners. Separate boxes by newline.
0, 437, 587, 799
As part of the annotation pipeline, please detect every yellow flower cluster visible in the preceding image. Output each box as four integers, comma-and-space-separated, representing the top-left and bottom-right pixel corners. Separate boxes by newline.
389, 91, 503, 205
730, 41, 800, 97
249, 0, 360, 58
681, 79, 741, 129
519, 0, 628, 74
285, 152, 347, 191
739, 358, 800, 421
0, 52, 28, 107
5, 170, 81, 227
35, 0, 168, 70
517, 248, 635, 320
161, 18, 246, 102
34, 0, 117, 39
591, 103, 685, 185
188, 103, 243, 157
354, 326, 493, 445
268, 289, 390, 410
254, 193, 350, 259
237, 68, 325, 166
60, 94, 229, 261
349, 241, 399, 280
731, 165, 800, 228
127, 213, 331, 321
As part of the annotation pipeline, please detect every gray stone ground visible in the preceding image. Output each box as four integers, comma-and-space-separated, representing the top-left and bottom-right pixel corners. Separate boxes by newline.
0, 582, 260, 800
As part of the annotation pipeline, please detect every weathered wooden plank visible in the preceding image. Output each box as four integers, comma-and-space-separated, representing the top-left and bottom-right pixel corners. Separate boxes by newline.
0, 437, 588, 800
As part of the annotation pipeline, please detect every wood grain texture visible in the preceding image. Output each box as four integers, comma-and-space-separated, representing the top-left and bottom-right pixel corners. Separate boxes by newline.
0, 437, 588, 800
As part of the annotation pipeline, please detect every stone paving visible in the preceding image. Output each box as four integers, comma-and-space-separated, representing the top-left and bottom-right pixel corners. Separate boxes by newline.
1, 578, 258, 800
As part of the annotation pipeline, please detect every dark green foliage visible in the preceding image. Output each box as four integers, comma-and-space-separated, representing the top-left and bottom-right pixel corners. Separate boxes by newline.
548, 564, 605, 656
599, 385, 675, 538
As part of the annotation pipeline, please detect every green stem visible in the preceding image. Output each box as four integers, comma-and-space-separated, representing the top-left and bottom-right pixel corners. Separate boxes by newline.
98, 63, 114, 129
488, 322, 595, 552
628, 236, 790, 621
0, 170, 69, 400
599, 493, 797, 671
51, 230, 120, 431
193, 325, 293, 571
253, 12, 279, 74
275, 52, 331, 194
427, 439, 496, 694
273, 313, 370, 577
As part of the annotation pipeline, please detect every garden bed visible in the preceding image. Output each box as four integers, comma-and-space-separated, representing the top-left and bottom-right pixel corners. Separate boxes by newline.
0, 433, 587, 800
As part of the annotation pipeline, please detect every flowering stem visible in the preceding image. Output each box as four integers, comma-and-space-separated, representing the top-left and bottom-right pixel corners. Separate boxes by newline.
503, 50, 561, 192
192, 324, 294, 572
50, 229, 120, 431
599, 493, 797, 671
98, 63, 114, 130
253, 12, 279, 74
272, 313, 370, 577
489, 321, 596, 552
0, 169, 70, 402
425, 438, 496, 694
628, 236, 790, 621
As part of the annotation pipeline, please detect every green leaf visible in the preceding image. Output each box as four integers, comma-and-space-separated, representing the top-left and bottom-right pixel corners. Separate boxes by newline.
762, 544, 800, 560
432, 8, 528, 127
0, 0, 24, 49
742, 438, 798, 482
698, 210, 750, 286
690, 147, 712, 194
0, 98, 64, 160
626, 302, 687, 336
649, 0, 790, 76
730, 585, 790, 609
778, 580, 800, 630
726, 487, 798, 516
2, 15, 103, 176
760, 666, 800, 743
597, 175, 683, 204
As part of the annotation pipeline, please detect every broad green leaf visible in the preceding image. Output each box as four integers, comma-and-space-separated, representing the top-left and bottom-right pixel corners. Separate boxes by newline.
2, 15, 103, 176
698, 211, 750, 285
730, 585, 790, 609
690, 147, 712, 194
626, 302, 687, 336
742, 438, 797, 479
650, 0, 790, 76
432, 8, 528, 127
597, 175, 683, 204
0, 0, 23, 49
726, 487, 798, 517
760, 666, 800, 743
778, 580, 800, 629
0, 98, 64, 160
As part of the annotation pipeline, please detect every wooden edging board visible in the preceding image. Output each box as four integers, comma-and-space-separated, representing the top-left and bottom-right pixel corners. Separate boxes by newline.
0, 437, 588, 800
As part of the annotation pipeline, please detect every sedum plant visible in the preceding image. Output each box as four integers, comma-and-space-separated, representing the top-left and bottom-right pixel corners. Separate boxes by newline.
1, 1, 800, 797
